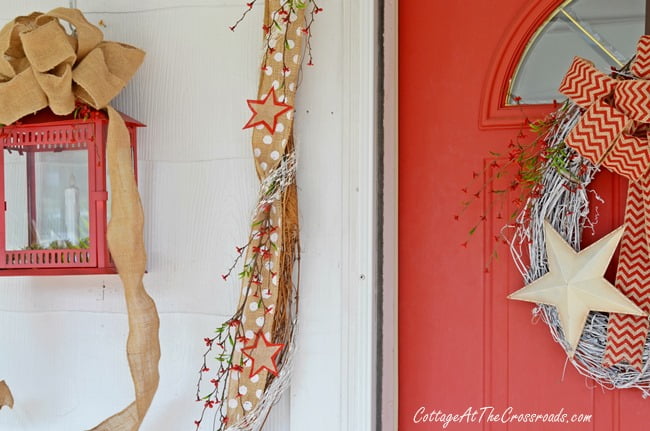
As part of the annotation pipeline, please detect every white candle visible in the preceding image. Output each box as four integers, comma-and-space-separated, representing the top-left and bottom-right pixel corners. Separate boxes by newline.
64, 174, 79, 245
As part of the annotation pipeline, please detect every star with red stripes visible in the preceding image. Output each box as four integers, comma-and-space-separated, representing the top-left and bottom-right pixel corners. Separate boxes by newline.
243, 87, 292, 134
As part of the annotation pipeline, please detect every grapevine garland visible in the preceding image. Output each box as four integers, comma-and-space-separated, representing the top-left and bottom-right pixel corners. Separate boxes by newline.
194, 1, 320, 430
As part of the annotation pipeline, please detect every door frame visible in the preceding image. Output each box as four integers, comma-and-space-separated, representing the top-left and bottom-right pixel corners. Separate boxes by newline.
381, 0, 398, 430
340, 0, 383, 430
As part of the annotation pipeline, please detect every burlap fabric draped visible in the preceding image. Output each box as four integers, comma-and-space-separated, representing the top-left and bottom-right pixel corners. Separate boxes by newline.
0, 8, 160, 430
0, 381, 13, 410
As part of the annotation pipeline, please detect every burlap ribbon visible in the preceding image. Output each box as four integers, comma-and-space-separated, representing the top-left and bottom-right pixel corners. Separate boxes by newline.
558, 36, 650, 370
223, 0, 305, 426
0, 8, 160, 429
0, 381, 13, 410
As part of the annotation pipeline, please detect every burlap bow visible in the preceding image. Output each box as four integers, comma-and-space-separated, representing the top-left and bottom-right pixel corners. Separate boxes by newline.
559, 36, 650, 370
0, 8, 144, 123
0, 8, 160, 430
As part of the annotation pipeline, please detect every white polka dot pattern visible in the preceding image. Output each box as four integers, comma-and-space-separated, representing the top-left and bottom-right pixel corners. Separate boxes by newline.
225, 0, 306, 423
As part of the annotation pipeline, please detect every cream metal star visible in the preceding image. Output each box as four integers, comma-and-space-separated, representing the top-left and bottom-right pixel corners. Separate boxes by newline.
508, 221, 646, 357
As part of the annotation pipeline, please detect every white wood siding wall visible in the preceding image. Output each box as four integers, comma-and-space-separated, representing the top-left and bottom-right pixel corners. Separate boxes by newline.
0, 1, 375, 430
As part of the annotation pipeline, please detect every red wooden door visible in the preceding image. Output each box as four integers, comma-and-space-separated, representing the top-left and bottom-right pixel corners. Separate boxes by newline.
399, 1, 648, 430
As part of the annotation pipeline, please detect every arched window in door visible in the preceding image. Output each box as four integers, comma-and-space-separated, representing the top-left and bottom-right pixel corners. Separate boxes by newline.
509, 0, 644, 104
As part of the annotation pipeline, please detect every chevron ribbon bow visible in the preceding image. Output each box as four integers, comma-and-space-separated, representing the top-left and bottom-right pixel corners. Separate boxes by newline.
558, 36, 650, 370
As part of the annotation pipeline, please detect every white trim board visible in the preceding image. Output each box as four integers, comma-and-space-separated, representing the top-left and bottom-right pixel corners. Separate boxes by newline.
340, 0, 379, 430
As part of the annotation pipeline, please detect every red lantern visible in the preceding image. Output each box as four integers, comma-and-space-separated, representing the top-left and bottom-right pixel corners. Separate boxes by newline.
0, 107, 144, 275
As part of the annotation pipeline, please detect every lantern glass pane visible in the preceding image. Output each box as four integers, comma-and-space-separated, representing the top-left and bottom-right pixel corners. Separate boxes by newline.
4, 150, 28, 251
508, 0, 644, 105
5, 148, 90, 251
33, 150, 90, 250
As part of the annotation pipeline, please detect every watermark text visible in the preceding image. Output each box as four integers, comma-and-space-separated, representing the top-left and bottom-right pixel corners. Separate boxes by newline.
413, 406, 592, 428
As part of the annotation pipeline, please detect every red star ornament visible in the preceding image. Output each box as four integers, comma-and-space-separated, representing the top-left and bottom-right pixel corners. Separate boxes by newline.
243, 87, 292, 134
241, 332, 284, 378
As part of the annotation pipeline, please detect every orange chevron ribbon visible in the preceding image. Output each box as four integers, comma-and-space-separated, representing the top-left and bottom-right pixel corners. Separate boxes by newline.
632, 36, 650, 79
558, 57, 616, 108
603, 176, 650, 370
559, 37, 650, 369
614, 80, 650, 123
564, 99, 631, 164
602, 134, 650, 182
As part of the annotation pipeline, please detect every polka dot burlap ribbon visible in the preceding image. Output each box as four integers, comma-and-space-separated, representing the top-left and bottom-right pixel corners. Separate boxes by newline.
223, 0, 306, 426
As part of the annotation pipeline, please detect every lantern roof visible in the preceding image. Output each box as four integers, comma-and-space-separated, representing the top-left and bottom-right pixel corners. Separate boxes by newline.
6, 107, 145, 128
